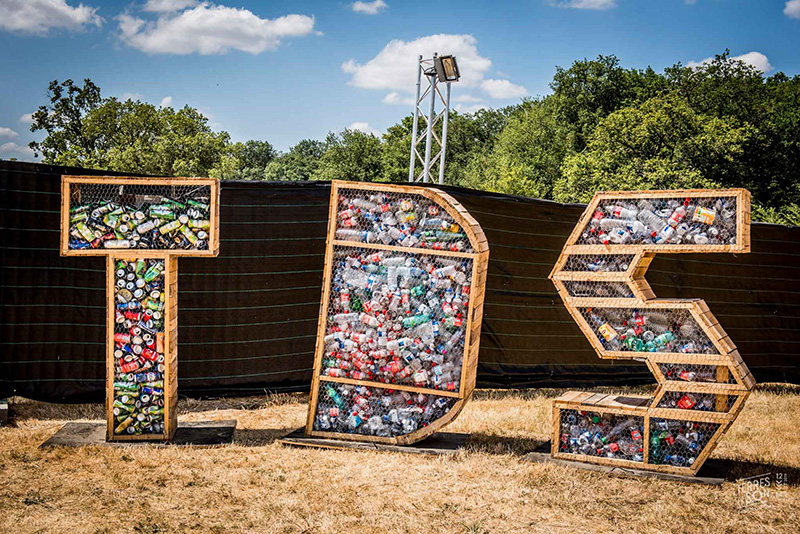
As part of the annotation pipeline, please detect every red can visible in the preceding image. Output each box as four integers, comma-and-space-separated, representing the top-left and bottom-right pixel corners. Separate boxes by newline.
114, 332, 131, 344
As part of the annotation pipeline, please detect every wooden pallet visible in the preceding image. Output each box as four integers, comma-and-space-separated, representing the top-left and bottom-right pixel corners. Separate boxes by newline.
60, 176, 220, 442
305, 181, 489, 446
549, 188, 754, 476
279, 428, 470, 455
523, 441, 727, 486
40, 420, 236, 448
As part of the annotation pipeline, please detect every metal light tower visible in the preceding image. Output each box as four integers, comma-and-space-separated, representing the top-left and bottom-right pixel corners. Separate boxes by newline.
408, 53, 460, 184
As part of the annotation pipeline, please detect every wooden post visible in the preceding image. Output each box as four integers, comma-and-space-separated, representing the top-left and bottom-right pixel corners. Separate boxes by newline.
550, 188, 753, 475
61, 176, 220, 441
305, 181, 489, 445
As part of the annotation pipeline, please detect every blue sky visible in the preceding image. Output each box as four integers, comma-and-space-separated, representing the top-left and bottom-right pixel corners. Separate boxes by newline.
1, 0, 799, 159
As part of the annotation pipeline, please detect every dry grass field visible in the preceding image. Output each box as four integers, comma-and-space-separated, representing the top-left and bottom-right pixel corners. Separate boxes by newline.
2, 386, 799, 534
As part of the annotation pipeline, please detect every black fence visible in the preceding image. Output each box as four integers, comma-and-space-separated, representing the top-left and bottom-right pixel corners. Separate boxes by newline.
2, 160, 799, 402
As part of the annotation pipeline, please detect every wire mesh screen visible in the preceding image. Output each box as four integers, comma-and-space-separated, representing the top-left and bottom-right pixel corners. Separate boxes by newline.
562, 254, 634, 272
112, 258, 166, 436
649, 418, 721, 468
312, 382, 457, 437
580, 307, 717, 354
558, 408, 645, 462
68, 182, 211, 251
322, 245, 473, 391
577, 195, 738, 246
334, 187, 473, 253
658, 363, 738, 384
656, 391, 740, 413
563, 281, 634, 298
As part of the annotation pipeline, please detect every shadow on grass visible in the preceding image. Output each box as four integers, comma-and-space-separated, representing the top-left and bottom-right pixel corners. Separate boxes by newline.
233, 427, 298, 447
471, 385, 658, 402
465, 432, 549, 457
702, 458, 800, 486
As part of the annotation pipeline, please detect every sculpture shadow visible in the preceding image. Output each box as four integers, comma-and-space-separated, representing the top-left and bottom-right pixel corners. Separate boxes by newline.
464, 432, 549, 457
233, 426, 298, 447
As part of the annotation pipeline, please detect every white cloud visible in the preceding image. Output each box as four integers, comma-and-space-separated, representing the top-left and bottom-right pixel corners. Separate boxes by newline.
19, 113, 34, 124
0, 127, 19, 139
0, 142, 36, 160
0, 0, 102, 35
382, 92, 414, 105
117, 4, 315, 55
548, 0, 616, 10
455, 103, 489, 114
688, 51, 773, 73
160, 95, 173, 107
143, 0, 198, 13
481, 78, 528, 99
120, 92, 142, 101
347, 122, 381, 136
342, 34, 493, 92
351, 0, 387, 15
454, 94, 482, 103
785, 0, 800, 18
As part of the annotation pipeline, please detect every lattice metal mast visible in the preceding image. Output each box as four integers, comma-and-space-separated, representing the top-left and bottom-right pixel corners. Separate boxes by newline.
408, 53, 458, 184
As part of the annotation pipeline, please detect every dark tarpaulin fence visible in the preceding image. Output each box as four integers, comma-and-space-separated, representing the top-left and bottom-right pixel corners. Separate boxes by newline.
2, 160, 799, 403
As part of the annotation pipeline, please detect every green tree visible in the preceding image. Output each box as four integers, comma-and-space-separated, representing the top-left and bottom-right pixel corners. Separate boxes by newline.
29, 78, 237, 177
470, 99, 568, 198
263, 139, 325, 181
550, 55, 657, 152
555, 96, 752, 202
230, 139, 277, 180
381, 116, 413, 183
29, 78, 104, 166
316, 129, 383, 182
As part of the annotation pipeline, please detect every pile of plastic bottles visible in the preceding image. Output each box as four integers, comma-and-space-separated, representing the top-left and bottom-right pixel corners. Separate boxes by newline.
68, 192, 210, 250
334, 188, 473, 253
313, 383, 455, 437
649, 419, 719, 467
579, 196, 738, 246
657, 391, 734, 412
658, 363, 735, 384
563, 254, 633, 272
563, 280, 634, 298
581, 307, 716, 354
559, 409, 645, 462
112, 259, 166, 436
322, 247, 472, 391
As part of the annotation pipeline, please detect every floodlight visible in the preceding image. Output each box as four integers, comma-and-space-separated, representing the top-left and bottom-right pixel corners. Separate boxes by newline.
434, 55, 460, 82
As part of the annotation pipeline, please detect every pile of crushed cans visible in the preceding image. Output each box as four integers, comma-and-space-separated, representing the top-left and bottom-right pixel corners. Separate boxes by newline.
579, 196, 738, 246
313, 382, 455, 437
112, 258, 166, 436
68, 196, 210, 250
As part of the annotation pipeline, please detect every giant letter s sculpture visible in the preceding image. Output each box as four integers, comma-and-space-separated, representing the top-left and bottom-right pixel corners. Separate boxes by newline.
549, 189, 754, 475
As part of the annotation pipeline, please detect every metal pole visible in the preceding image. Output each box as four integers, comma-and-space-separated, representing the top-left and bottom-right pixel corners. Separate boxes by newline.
438, 82, 451, 185
422, 53, 438, 183
408, 55, 423, 182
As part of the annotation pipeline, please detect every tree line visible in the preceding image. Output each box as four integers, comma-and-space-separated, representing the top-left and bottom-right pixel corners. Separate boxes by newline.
27, 51, 800, 224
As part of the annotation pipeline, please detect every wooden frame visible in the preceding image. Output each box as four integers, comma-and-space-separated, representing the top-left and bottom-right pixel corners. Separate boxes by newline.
61, 175, 220, 442
60, 175, 220, 257
305, 180, 489, 445
549, 188, 754, 475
